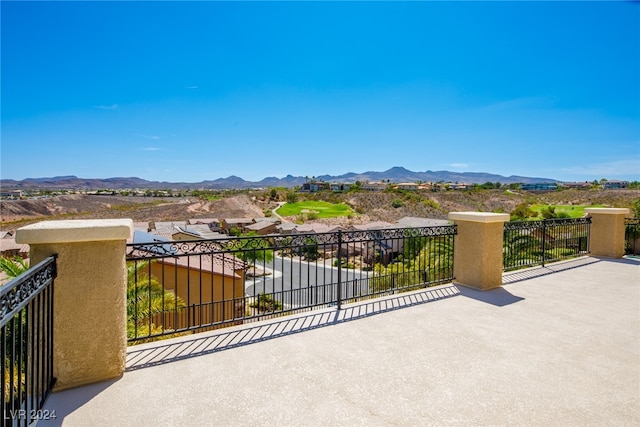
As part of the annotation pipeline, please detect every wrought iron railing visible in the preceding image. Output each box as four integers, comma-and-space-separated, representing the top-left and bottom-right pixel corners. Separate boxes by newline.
1, 256, 56, 426
625, 218, 640, 255
503, 218, 591, 271
126, 225, 456, 343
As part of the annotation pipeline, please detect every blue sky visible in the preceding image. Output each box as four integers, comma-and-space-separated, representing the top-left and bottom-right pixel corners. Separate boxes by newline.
2, 1, 639, 183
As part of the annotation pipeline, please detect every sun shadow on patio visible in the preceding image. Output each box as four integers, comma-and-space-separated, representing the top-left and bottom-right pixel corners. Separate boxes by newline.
126, 284, 461, 371
502, 256, 601, 285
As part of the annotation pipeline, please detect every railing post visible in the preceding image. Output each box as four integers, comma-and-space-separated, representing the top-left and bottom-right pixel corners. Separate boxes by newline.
336, 230, 342, 310
585, 208, 630, 258
448, 212, 510, 291
16, 219, 133, 390
541, 220, 547, 267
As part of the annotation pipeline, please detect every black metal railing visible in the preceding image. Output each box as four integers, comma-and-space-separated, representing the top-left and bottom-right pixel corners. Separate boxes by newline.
625, 218, 640, 256
1, 256, 56, 426
503, 218, 591, 271
126, 225, 456, 342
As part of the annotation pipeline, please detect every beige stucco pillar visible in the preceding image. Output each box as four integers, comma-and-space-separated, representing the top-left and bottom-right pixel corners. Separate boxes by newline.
448, 212, 510, 291
16, 219, 133, 390
584, 208, 630, 258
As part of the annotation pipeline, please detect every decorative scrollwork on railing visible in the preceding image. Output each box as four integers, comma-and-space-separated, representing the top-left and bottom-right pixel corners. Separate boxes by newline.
0, 256, 56, 326
505, 217, 591, 232
126, 225, 458, 260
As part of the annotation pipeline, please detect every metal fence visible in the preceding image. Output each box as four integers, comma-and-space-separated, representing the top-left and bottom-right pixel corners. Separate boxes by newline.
1, 256, 56, 426
126, 225, 456, 343
625, 218, 640, 256
503, 218, 591, 271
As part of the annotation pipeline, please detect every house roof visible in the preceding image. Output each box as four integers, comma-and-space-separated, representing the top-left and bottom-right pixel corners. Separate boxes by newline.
395, 217, 451, 228
188, 218, 220, 225
157, 253, 245, 279
222, 218, 255, 225
246, 221, 276, 231
129, 231, 245, 278
174, 224, 221, 239
0, 238, 29, 255
293, 223, 342, 234
153, 221, 186, 232
351, 221, 394, 231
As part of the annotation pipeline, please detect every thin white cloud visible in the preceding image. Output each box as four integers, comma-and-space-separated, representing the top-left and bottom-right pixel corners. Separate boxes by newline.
94, 104, 118, 110
185, 86, 198, 89
137, 134, 160, 140
140, 147, 162, 151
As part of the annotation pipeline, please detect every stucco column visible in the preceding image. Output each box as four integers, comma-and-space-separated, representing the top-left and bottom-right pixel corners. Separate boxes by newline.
584, 208, 630, 258
448, 212, 510, 291
16, 219, 133, 390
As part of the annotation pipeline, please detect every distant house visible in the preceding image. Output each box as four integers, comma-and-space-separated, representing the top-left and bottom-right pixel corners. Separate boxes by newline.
172, 225, 226, 240
361, 181, 387, 192
602, 180, 629, 189
561, 182, 591, 189
245, 220, 278, 236
301, 180, 330, 192
330, 183, 349, 192
520, 183, 558, 192
0, 190, 23, 199
188, 218, 222, 232
395, 183, 419, 191
396, 217, 451, 228
221, 218, 255, 233
448, 183, 470, 191
275, 222, 298, 235
0, 238, 29, 259
152, 221, 187, 234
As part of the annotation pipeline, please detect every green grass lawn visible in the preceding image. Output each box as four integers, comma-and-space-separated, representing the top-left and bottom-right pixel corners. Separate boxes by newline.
276, 201, 354, 218
530, 204, 607, 219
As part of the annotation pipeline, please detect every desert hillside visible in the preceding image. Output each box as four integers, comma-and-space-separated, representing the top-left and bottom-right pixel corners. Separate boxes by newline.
1, 188, 638, 232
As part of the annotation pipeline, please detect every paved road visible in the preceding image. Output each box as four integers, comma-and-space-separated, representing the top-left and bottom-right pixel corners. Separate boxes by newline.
245, 255, 372, 308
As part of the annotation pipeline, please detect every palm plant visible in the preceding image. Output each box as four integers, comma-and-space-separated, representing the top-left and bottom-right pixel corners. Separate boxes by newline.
126, 261, 185, 340
1, 257, 29, 405
0, 256, 29, 282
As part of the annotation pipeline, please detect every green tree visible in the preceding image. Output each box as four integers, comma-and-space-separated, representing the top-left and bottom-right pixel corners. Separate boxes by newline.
540, 206, 557, 219
233, 234, 274, 264
632, 198, 640, 218
286, 192, 298, 203
510, 203, 535, 220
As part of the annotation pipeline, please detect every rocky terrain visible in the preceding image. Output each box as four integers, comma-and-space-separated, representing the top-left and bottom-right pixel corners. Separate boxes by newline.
1, 188, 638, 232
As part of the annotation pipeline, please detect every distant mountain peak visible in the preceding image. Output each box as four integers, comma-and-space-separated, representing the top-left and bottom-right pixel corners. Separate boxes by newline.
0, 168, 559, 190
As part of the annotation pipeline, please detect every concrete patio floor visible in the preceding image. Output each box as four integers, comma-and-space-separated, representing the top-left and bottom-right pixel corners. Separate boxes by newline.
41, 256, 639, 426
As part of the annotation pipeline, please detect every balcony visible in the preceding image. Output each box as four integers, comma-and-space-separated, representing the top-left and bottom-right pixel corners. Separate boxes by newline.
39, 255, 639, 426
3, 209, 635, 425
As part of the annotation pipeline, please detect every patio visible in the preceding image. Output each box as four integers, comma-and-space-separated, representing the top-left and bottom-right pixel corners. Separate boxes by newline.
41, 256, 640, 426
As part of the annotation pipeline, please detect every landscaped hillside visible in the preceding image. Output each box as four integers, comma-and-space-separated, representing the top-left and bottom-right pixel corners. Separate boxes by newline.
1, 189, 638, 232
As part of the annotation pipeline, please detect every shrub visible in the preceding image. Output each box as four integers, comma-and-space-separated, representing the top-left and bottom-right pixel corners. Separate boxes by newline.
249, 293, 282, 312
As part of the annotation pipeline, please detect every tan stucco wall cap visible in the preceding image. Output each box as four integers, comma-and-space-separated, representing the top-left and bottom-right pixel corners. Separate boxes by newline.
16, 219, 134, 244
448, 212, 510, 223
585, 208, 630, 215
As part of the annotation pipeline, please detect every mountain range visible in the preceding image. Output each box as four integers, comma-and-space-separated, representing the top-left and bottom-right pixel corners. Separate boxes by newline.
0, 167, 559, 190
